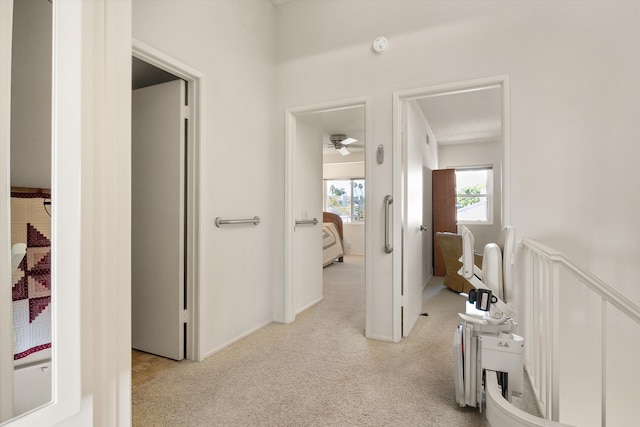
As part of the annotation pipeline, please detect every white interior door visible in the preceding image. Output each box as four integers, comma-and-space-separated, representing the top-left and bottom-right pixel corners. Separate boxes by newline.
423, 167, 433, 281
292, 119, 323, 314
402, 102, 425, 337
131, 80, 185, 360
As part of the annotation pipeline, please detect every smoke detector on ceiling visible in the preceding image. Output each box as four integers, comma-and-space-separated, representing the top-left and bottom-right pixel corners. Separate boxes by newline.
372, 36, 389, 53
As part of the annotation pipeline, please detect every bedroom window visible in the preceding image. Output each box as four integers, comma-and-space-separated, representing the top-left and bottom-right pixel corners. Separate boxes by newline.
324, 179, 365, 223
455, 167, 492, 224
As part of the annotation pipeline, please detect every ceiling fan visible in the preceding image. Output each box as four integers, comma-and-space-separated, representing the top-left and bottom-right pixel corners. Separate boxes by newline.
329, 134, 363, 156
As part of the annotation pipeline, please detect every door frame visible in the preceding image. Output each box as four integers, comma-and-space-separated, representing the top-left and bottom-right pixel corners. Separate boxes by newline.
1, 1, 86, 424
132, 39, 202, 361
392, 75, 511, 341
0, 1, 14, 419
283, 97, 371, 327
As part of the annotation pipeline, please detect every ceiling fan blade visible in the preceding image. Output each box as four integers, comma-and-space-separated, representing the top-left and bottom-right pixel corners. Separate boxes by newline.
341, 137, 358, 145
338, 146, 350, 156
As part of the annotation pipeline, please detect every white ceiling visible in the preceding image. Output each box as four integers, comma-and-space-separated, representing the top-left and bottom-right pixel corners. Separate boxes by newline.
320, 107, 365, 156
134, 53, 501, 154
313, 86, 501, 163
297, 106, 366, 160
268, 2, 503, 153
271, 0, 296, 6
416, 86, 502, 145
314, 86, 501, 163
132, 57, 179, 90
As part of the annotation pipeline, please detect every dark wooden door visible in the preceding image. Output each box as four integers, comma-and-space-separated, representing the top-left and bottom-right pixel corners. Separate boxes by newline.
432, 169, 457, 276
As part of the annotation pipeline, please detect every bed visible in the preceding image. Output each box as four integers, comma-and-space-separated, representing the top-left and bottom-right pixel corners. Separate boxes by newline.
322, 212, 344, 267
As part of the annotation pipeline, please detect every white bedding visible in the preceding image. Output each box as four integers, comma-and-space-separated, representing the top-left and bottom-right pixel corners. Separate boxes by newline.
14, 347, 51, 368
322, 222, 344, 267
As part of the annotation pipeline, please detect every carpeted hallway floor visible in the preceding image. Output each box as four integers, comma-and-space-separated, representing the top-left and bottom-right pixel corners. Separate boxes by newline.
132, 255, 510, 426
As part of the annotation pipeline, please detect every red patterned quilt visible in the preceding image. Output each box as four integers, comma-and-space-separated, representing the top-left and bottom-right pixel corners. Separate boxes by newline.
11, 190, 52, 360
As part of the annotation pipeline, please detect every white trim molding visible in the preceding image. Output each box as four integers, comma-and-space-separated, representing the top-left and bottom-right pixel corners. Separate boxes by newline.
132, 38, 204, 362
392, 74, 511, 342
0, 0, 15, 421
283, 97, 372, 335
1, 1, 85, 424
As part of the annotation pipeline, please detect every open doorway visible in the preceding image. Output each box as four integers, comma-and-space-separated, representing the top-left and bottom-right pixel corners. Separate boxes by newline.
131, 57, 186, 366
319, 107, 366, 330
130, 44, 202, 376
417, 84, 506, 255
284, 101, 368, 332
393, 76, 510, 339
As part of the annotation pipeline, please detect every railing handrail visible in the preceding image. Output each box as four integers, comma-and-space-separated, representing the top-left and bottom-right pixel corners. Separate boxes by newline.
521, 239, 640, 325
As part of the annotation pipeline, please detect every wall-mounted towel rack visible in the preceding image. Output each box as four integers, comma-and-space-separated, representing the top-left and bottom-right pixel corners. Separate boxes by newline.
215, 216, 260, 227
295, 218, 318, 226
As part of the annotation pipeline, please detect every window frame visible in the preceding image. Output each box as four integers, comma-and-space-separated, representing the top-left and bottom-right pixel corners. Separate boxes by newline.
323, 178, 365, 223
454, 166, 493, 225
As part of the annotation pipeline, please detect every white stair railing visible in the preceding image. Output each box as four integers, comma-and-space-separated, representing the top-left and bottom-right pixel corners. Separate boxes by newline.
521, 239, 640, 427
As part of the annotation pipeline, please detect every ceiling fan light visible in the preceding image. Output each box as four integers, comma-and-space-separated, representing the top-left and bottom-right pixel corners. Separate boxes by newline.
338, 146, 350, 156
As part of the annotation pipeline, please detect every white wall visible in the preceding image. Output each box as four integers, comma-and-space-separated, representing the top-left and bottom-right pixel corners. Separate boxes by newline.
276, 0, 640, 340
340, 223, 362, 255
293, 120, 323, 313
10, 0, 51, 188
438, 140, 502, 251
323, 160, 364, 179
132, 0, 277, 358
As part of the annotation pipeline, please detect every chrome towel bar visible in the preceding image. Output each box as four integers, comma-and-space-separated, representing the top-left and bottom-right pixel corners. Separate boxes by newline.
215, 216, 260, 227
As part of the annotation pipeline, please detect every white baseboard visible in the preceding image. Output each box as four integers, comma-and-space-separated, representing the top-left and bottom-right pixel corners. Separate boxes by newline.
364, 332, 395, 342
200, 319, 273, 361
295, 296, 323, 316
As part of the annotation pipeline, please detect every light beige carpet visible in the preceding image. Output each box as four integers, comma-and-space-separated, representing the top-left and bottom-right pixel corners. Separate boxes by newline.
132, 255, 534, 426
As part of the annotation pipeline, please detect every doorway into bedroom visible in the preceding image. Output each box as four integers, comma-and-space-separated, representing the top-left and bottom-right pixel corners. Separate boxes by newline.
286, 101, 367, 333
320, 107, 366, 332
